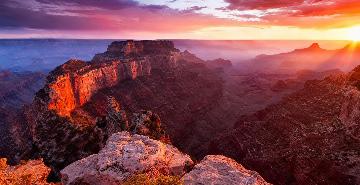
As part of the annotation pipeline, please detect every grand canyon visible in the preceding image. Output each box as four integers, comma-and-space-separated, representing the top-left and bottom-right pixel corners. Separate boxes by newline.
2, 0, 360, 185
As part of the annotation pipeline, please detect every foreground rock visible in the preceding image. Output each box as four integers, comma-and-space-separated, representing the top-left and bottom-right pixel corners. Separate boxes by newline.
61, 132, 193, 185
183, 155, 270, 185
0, 158, 52, 185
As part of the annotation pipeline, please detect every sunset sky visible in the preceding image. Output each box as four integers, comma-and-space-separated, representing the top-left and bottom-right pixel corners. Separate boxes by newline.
1, 0, 360, 40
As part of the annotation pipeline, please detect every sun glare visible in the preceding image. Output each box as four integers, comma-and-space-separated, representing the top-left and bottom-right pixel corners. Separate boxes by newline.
347, 26, 360, 42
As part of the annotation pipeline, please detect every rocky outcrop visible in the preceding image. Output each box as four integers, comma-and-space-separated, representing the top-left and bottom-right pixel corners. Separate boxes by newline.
61, 132, 193, 185
60, 132, 271, 185
45, 58, 151, 117
0, 158, 53, 185
93, 40, 179, 60
26, 97, 169, 178
131, 110, 168, 142
183, 155, 270, 185
104, 96, 129, 134
36, 40, 185, 118
26, 40, 223, 177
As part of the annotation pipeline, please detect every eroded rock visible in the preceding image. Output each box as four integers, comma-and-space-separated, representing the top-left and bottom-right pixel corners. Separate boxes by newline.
61, 132, 193, 185
0, 158, 53, 185
183, 155, 271, 185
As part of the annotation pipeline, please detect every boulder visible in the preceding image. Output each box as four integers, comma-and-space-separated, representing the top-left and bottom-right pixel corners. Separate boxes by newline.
183, 155, 271, 185
61, 132, 193, 185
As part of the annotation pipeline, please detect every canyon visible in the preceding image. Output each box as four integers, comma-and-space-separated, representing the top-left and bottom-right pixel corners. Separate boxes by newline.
1, 40, 359, 184
25, 40, 226, 177
0, 71, 45, 163
209, 66, 360, 184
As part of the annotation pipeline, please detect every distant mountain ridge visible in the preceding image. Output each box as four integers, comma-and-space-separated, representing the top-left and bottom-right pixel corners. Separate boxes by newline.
250, 42, 360, 73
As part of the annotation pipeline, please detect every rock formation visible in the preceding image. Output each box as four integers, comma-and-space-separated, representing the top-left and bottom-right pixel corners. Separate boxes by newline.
183, 155, 270, 185
61, 132, 271, 185
130, 110, 168, 142
45, 58, 151, 118
209, 66, 360, 185
104, 96, 129, 134
60, 132, 193, 185
25, 40, 224, 176
0, 158, 53, 185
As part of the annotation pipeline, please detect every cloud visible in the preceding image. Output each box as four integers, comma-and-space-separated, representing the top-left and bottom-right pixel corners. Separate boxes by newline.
0, 0, 118, 30
224, 0, 360, 28
35, 0, 139, 10
1, 0, 360, 39
225, 0, 305, 10
0, 0, 237, 34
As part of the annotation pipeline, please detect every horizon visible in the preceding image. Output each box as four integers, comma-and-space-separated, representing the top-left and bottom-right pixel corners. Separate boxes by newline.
0, 38, 356, 42
1, 0, 360, 40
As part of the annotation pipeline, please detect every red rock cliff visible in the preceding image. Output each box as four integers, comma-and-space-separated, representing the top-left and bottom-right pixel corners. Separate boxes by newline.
44, 40, 180, 117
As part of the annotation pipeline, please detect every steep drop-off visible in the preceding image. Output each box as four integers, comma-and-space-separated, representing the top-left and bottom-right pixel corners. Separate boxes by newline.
209, 66, 360, 185
0, 71, 45, 163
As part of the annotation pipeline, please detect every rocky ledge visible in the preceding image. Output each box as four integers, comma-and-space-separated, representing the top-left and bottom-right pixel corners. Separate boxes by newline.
60, 131, 193, 184
0, 158, 53, 185
61, 132, 271, 185
183, 155, 270, 185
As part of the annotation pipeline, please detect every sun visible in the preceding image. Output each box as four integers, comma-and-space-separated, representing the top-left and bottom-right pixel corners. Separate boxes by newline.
347, 26, 360, 42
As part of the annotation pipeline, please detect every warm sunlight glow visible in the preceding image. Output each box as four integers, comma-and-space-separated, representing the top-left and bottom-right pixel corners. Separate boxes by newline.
347, 26, 360, 41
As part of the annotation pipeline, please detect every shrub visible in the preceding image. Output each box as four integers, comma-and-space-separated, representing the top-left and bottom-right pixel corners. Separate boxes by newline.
123, 173, 182, 185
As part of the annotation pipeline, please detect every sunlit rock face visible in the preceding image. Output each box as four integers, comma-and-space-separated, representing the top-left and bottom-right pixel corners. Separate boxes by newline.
43, 40, 182, 118
60, 132, 193, 185
0, 158, 53, 185
45, 59, 151, 117
183, 155, 271, 185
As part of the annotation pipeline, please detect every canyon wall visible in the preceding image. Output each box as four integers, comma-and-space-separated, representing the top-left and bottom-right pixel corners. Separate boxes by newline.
46, 59, 151, 117
26, 40, 222, 177
43, 40, 181, 117
209, 67, 360, 185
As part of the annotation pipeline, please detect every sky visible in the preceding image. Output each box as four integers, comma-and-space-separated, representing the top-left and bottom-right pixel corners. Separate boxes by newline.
0, 0, 360, 40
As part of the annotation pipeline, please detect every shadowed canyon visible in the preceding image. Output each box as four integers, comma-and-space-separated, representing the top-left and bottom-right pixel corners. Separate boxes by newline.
1, 40, 360, 185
